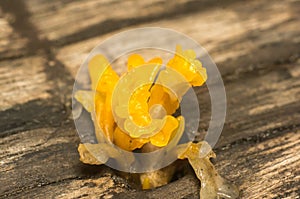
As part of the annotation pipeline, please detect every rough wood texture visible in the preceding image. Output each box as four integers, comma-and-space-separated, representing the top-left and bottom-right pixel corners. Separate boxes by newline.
0, 0, 299, 198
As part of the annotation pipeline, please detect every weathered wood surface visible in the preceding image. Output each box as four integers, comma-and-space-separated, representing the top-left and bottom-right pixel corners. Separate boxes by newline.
0, 0, 299, 198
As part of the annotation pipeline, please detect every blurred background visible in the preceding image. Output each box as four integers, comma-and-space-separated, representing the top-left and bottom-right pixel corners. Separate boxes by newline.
0, 0, 299, 198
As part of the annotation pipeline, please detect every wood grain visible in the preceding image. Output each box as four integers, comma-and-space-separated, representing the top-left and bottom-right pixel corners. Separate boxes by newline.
0, 56, 50, 110
0, 0, 299, 198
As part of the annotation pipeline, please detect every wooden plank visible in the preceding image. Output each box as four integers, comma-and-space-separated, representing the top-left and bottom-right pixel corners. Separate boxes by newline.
0, 56, 50, 111
216, 131, 300, 198
0, 15, 28, 60
1, 127, 298, 198
24, 0, 198, 44
55, 0, 299, 76
0, 0, 299, 198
